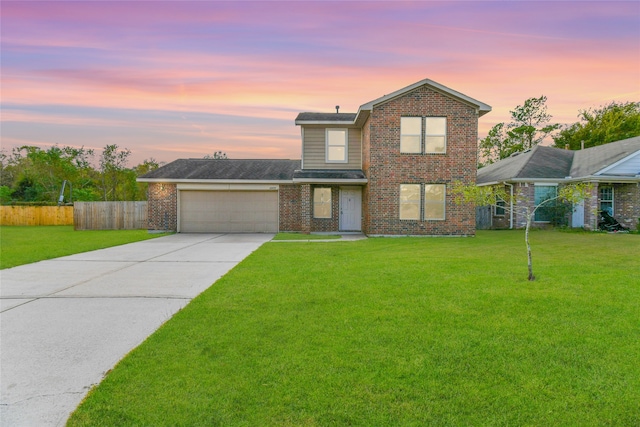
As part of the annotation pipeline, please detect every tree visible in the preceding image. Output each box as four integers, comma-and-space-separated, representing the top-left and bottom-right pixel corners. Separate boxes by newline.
99, 144, 132, 201
553, 101, 640, 150
2, 145, 97, 203
479, 96, 559, 166
452, 182, 592, 281
204, 151, 228, 159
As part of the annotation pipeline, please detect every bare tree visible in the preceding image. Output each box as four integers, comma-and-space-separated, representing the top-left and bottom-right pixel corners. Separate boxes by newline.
452, 182, 592, 281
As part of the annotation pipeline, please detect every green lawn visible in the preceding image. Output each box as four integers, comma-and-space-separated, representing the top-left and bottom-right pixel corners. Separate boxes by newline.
273, 232, 342, 240
0, 226, 166, 269
68, 230, 640, 426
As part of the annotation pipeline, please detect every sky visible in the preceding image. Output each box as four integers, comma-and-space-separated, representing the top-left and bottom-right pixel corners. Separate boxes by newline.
2, 1, 639, 165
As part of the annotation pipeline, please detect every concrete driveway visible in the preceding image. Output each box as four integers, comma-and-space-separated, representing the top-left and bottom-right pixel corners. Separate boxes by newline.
0, 233, 273, 426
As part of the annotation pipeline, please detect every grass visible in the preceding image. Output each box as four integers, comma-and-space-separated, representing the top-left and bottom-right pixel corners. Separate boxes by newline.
273, 232, 342, 240
67, 230, 640, 426
0, 226, 166, 269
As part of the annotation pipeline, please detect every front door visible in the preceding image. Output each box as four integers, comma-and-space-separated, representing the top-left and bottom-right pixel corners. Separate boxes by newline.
340, 187, 362, 231
572, 200, 585, 228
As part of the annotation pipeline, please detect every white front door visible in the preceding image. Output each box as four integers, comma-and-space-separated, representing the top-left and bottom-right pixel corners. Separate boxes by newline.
340, 187, 362, 231
572, 200, 585, 228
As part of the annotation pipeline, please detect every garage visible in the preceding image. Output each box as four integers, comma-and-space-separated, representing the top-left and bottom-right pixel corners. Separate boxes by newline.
179, 190, 278, 233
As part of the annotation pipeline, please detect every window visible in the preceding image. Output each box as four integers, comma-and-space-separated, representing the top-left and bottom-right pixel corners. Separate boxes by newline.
599, 186, 613, 215
424, 184, 446, 220
400, 184, 446, 220
425, 117, 447, 153
326, 129, 348, 163
400, 117, 447, 154
313, 188, 332, 218
399, 184, 421, 220
400, 117, 422, 153
534, 185, 557, 222
495, 197, 506, 216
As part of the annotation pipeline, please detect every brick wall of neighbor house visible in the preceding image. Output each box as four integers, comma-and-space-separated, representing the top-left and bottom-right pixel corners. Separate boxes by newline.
614, 183, 640, 231
279, 184, 302, 232
584, 184, 599, 230
364, 86, 478, 235
147, 183, 177, 231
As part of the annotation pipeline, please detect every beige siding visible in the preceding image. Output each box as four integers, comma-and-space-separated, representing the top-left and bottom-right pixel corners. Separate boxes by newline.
302, 126, 362, 169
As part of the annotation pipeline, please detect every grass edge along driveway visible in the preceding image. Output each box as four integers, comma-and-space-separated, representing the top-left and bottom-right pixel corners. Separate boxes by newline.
68, 230, 640, 426
0, 226, 168, 269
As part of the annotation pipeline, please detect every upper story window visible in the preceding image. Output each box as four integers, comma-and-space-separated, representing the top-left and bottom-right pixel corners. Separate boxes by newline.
326, 129, 348, 163
400, 117, 447, 154
400, 117, 422, 153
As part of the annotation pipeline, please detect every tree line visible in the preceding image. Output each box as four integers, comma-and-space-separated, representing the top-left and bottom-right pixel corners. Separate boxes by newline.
0, 144, 161, 205
479, 99, 640, 167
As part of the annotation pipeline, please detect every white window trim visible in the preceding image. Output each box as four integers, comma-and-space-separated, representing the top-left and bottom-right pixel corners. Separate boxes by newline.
400, 116, 447, 155
599, 185, 614, 214
313, 187, 332, 218
325, 128, 348, 163
399, 183, 447, 221
424, 184, 446, 221
533, 183, 558, 223
400, 117, 422, 154
399, 184, 421, 220
425, 117, 447, 154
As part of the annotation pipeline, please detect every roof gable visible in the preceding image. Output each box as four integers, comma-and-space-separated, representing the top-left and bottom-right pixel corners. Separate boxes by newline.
358, 78, 492, 118
571, 136, 640, 177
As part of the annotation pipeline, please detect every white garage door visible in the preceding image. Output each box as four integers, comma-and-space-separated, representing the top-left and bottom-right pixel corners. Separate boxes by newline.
180, 190, 278, 233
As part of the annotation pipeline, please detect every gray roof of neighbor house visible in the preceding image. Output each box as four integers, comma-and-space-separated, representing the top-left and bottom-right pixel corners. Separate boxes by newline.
571, 136, 640, 177
138, 159, 301, 182
477, 136, 640, 185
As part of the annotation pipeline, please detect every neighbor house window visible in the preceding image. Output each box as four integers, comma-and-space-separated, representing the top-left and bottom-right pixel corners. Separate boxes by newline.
326, 129, 348, 163
495, 197, 506, 216
534, 185, 557, 222
313, 188, 332, 218
400, 117, 447, 154
424, 184, 446, 220
399, 184, 421, 220
400, 117, 422, 153
599, 186, 613, 215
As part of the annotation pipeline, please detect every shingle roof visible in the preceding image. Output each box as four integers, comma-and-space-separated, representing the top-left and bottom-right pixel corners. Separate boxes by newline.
477, 137, 640, 184
571, 136, 640, 177
295, 112, 357, 123
293, 169, 367, 181
139, 159, 301, 181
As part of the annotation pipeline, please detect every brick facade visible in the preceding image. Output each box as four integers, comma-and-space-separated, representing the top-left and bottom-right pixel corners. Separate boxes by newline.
363, 86, 478, 235
147, 183, 177, 232
278, 184, 302, 232
615, 183, 640, 231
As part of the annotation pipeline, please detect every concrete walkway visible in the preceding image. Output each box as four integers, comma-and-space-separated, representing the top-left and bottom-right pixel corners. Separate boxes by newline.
0, 233, 273, 426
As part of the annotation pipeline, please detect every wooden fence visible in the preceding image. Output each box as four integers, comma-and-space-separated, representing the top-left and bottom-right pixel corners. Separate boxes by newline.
0, 206, 74, 226
476, 205, 492, 230
74, 201, 148, 230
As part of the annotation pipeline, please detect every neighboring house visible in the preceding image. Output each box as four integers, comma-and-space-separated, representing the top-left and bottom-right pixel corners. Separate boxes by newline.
138, 78, 491, 235
476, 136, 640, 231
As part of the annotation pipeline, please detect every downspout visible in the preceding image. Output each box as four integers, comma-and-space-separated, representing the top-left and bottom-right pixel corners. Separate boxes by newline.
505, 182, 514, 229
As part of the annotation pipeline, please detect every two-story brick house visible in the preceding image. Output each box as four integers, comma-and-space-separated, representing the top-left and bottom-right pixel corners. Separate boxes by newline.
139, 78, 491, 235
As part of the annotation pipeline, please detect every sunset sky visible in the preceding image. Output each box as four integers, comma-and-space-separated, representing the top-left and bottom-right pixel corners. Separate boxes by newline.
2, 1, 639, 165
